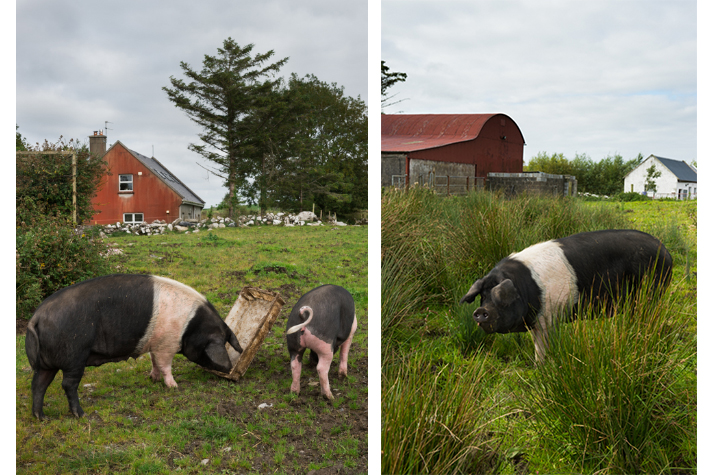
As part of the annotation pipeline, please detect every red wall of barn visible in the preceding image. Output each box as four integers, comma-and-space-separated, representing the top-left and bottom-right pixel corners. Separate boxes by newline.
406, 115, 524, 178
90, 143, 183, 225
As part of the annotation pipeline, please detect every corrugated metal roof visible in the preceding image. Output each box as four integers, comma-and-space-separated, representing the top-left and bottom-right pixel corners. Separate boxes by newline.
108, 140, 205, 205
653, 155, 697, 182
382, 113, 514, 152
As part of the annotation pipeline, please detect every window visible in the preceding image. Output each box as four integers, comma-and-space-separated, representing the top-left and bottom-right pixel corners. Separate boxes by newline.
124, 213, 144, 224
119, 174, 133, 191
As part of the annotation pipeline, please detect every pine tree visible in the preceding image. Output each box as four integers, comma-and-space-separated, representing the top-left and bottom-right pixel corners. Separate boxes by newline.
381, 60, 407, 111
163, 38, 288, 217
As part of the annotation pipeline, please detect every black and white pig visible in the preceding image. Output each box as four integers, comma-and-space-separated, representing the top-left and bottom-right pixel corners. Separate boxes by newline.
25, 274, 242, 419
459, 229, 673, 362
285, 285, 357, 400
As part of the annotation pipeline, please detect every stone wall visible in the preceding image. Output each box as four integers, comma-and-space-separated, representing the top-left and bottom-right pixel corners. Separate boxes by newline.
381, 153, 407, 187
486, 172, 577, 197
91, 211, 364, 238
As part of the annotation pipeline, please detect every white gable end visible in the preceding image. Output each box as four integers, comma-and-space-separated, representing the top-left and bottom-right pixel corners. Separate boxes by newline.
624, 155, 697, 199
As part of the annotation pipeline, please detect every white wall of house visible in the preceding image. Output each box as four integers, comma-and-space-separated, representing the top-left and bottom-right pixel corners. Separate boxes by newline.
624, 156, 697, 199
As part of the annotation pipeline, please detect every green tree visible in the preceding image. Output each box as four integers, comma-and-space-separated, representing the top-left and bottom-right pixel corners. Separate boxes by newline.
163, 38, 288, 218
16, 124, 29, 151
529, 151, 643, 196
381, 60, 407, 110
525, 152, 573, 175
264, 74, 368, 215
16, 135, 109, 223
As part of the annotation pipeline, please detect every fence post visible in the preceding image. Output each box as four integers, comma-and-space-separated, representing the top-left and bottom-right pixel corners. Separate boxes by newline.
72, 152, 77, 225
447, 176, 450, 196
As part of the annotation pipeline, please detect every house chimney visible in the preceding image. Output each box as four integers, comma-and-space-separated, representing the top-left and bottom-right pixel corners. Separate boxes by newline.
89, 130, 107, 157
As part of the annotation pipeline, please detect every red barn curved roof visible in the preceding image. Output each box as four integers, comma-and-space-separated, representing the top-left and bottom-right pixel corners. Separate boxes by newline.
381, 113, 524, 152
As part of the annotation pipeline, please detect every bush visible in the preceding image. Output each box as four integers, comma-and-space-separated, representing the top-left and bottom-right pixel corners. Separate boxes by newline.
615, 191, 652, 202
16, 136, 109, 223
16, 197, 113, 320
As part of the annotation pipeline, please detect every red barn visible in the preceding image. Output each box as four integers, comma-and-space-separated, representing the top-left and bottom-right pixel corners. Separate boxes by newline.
89, 132, 205, 225
381, 113, 525, 188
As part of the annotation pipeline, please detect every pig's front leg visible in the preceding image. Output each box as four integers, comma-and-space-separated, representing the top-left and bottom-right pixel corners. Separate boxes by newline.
149, 352, 178, 388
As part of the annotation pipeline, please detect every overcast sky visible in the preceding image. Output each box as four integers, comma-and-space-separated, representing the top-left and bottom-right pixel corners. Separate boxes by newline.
16, 0, 368, 207
382, 0, 697, 167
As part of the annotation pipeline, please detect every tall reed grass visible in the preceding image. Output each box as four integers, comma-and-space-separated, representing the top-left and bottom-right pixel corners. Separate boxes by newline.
381, 188, 696, 473
381, 345, 499, 474
524, 278, 696, 473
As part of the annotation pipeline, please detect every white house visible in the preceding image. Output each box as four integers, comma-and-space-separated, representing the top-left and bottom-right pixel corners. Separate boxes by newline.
623, 155, 697, 200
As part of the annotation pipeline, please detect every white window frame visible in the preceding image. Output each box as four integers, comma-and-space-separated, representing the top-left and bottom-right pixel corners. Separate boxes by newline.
123, 213, 144, 224
119, 174, 133, 192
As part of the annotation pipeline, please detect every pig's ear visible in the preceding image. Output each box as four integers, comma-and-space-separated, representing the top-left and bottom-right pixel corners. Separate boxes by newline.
227, 330, 243, 353
204, 341, 232, 373
460, 279, 485, 304
491, 279, 518, 307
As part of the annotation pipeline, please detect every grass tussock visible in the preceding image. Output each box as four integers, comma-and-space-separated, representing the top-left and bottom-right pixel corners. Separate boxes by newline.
381, 188, 696, 474
381, 345, 498, 474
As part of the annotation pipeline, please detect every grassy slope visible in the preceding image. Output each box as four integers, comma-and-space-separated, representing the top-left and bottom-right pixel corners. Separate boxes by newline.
16, 225, 368, 474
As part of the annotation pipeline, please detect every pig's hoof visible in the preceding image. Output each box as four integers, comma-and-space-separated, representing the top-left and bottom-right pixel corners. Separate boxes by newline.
322, 392, 334, 401
71, 407, 85, 418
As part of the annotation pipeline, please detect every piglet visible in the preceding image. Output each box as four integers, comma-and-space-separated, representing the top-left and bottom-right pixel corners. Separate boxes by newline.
25, 274, 242, 419
285, 285, 357, 400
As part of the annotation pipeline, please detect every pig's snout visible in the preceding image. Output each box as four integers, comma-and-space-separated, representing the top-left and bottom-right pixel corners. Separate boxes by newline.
473, 308, 490, 324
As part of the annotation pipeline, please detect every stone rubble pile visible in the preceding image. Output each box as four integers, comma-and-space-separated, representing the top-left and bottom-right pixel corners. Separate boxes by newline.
96, 210, 361, 237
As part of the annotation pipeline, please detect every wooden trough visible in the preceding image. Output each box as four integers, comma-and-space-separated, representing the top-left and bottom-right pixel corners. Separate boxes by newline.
204, 286, 285, 381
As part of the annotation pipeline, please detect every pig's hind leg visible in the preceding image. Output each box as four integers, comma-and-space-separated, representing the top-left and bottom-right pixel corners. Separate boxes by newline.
60, 365, 87, 418
290, 350, 305, 394
31, 368, 58, 419
314, 349, 335, 400
337, 315, 357, 378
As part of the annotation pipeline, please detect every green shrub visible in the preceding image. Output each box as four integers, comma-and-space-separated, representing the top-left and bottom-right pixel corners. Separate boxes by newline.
16, 137, 109, 223
615, 191, 652, 202
16, 197, 112, 319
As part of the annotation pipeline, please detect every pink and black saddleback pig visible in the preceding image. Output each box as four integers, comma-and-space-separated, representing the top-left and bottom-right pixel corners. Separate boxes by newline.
25, 274, 242, 419
459, 229, 672, 362
286, 285, 357, 400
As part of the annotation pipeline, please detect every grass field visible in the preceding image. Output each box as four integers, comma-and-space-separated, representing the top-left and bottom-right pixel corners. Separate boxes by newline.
16, 224, 368, 474
381, 189, 696, 474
